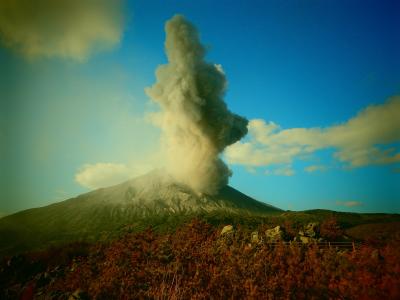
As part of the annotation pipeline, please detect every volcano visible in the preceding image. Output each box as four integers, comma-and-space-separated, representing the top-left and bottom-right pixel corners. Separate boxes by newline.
0, 170, 280, 257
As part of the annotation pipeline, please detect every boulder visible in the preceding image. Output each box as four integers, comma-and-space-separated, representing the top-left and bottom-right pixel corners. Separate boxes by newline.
265, 225, 284, 242
220, 225, 234, 236
251, 231, 260, 243
304, 222, 319, 238
298, 235, 321, 244
300, 236, 310, 244
218, 225, 235, 246
69, 289, 89, 300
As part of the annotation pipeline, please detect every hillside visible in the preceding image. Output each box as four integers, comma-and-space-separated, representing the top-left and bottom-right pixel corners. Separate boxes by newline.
1, 220, 399, 299
0, 170, 281, 257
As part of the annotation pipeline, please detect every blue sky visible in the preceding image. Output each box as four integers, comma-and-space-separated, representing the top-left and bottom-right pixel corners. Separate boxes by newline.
0, 0, 399, 214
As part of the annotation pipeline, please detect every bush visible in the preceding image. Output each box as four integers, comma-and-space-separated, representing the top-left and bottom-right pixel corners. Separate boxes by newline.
320, 217, 343, 241
46, 220, 400, 299
2, 219, 399, 299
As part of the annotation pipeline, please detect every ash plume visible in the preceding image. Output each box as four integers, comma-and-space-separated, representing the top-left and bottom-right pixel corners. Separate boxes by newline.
146, 15, 248, 195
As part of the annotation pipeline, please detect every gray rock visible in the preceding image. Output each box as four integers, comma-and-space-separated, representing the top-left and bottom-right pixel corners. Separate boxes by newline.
300, 236, 310, 244
265, 225, 284, 242
220, 225, 234, 236
251, 231, 260, 243
304, 222, 319, 238
68, 289, 89, 300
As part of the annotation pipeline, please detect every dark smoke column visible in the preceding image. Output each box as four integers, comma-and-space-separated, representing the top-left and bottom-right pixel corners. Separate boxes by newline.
146, 15, 248, 195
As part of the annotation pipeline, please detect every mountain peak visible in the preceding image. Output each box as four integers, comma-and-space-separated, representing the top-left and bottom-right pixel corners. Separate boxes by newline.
81, 169, 279, 214
0, 169, 280, 257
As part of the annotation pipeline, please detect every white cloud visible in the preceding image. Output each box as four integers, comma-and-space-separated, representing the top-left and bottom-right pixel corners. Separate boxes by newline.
336, 201, 363, 207
274, 166, 295, 176
264, 165, 295, 176
304, 165, 327, 173
75, 159, 160, 190
75, 163, 132, 190
225, 96, 400, 172
245, 166, 257, 174
0, 0, 125, 61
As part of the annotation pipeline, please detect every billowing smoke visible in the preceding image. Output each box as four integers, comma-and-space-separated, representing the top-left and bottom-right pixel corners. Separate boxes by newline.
146, 15, 248, 195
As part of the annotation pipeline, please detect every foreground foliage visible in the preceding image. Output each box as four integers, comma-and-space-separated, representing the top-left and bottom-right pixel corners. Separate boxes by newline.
1, 219, 399, 299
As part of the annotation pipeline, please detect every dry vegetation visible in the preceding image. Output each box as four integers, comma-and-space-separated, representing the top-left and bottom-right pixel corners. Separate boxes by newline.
345, 221, 400, 243
1, 219, 399, 299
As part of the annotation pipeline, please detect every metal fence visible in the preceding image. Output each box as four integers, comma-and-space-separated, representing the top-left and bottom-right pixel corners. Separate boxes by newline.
264, 241, 360, 251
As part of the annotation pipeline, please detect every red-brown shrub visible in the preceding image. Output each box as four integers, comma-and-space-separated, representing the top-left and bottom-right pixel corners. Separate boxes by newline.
320, 217, 344, 241
2, 219, 399, 299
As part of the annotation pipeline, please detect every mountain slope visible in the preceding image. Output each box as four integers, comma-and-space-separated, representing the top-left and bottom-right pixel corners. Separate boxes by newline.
0, 170, 280, 257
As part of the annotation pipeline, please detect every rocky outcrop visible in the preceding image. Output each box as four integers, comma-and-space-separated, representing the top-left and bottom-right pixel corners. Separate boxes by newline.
220, 225, 234, 236
265, 226, 284, 242
304, 222, 319, 238
68, 289, 89, 300
296, 222, 322, 243
219, 225, 234, 246
251, 231, 261, 244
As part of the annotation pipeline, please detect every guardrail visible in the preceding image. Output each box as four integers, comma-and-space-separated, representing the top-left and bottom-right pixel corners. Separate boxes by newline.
264, 241, 360, 251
